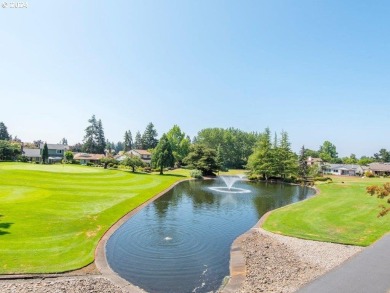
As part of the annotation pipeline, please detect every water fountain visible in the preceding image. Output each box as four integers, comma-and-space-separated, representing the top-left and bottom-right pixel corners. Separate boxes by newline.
209, 175, 251, 194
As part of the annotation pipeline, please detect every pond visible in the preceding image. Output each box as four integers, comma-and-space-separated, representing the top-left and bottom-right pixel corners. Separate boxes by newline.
106, 178, 315, 293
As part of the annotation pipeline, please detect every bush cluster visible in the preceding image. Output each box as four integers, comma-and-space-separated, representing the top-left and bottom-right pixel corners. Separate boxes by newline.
366, 183, 390, 217
190, 169, 203, 179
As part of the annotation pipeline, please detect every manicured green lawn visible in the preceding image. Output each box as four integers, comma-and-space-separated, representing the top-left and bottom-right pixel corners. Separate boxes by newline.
0, 163, 189, 274
263, 176, 390, 246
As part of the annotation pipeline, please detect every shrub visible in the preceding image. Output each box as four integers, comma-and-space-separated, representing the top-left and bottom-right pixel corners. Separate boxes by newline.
366, 185, 378, 196
87, 162, 94, 166
190, 169, 203, 179
143, 167, 152, 173
18, 155, 29, 162
365, 171, 375, 178
314, 177, 332, 182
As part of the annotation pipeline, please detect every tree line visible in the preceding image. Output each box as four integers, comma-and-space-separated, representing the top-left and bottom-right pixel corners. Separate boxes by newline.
2, 117, 390, 178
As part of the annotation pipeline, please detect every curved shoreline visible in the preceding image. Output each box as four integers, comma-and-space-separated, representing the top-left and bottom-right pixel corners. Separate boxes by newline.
0, 182, 364, 293
221, 184, 317, 292
94, 178, 191, 293
221, 184, 364, 293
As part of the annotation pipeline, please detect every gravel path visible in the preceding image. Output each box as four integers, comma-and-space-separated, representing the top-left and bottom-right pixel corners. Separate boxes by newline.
0, 276, 124, 293
0, 229, 364, 293
236, 228, 364, 293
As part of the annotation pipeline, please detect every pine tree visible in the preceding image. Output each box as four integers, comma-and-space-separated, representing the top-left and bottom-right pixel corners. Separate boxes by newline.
134, 131, 143, 149
0, 122, 10, 141
83, 115, 98, 153
96, 119, 106, 154
298, 145, 308, 179
277, 131, 297, 179
142, 122, 158, 149
247, 128, 274, 180
124, 130, 133, 152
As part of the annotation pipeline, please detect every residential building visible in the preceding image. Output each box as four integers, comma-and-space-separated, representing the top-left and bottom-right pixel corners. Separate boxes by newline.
22, 148, 41, 162
322, 164, 365, 176
368, 163, 390, 176
307, 156, 323, 166
116, 149, 152, 164
128, 149, 152, 164
39, 143, 69, 163
73, 153, 105, 165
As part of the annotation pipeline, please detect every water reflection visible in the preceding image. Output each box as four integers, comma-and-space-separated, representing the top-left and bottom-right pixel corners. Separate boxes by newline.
106, 180, 314, 293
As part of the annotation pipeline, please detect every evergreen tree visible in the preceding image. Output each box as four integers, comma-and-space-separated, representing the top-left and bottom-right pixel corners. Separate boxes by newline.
106, 139, 112, 154
298, 145, 308, 179
276, 131, 297, 179
151, 134, 174, 175
124, 130, 133, 152
59, 138, 68, 145
183, 144, 219, 176
142, 122, 158, 149
0, 122, 10, 141
83, 115, 98, 153
115, 141, 124, 153
134, 131, 143, 149
247, 128, 274, 180
96, 119, 106, 154
42, 142, 49, 164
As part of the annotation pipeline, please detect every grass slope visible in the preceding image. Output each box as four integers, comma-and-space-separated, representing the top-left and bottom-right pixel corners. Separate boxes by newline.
263, 176, 390, 246
0, 163, 188, 274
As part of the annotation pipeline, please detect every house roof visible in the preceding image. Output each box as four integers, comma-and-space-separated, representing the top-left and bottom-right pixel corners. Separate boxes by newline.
131, 149, 151, 156
325, 164, 362, 171
39, 143, 69, 150
23, 148, 41, 158
368, 163, 390, 172
73, 153, 105, 160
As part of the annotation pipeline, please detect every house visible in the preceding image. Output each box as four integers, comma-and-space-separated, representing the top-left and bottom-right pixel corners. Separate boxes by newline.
39, 143, 69, 163
322, 164, 365, 176
368, 163, 390, 176
307, 157, 323, 166
22, 148, 41, 162
115, 149, 152, 164
128, 149, 152, 164
73, 153, 105, 165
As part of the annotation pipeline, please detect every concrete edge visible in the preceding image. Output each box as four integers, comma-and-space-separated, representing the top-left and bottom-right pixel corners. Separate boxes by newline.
94, 178, 191, 293
221, 183, 318, 293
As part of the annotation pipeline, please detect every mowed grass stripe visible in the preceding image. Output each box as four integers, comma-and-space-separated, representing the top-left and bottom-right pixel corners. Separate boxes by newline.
0, 163, 188, 274
263, 176, 390, 246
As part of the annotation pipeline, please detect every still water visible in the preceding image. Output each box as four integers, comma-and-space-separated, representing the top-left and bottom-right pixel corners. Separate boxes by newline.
106, 178, 314, 293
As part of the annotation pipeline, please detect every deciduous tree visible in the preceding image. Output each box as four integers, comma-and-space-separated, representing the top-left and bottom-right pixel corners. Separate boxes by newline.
122, 154, 144, 172
151, 134, 174, 175
166, 125, 190, 166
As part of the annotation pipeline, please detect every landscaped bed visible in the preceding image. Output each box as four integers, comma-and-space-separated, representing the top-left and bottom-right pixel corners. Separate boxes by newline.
262, 175, 390, 246
0, 162, 188, 274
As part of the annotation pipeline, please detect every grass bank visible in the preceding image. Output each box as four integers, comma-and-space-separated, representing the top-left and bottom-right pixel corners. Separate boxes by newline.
262, 176, 390, 246
0, 163, 189, 274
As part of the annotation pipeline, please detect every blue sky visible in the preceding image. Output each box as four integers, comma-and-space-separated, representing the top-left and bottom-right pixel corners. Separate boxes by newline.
1, 0, 389, 157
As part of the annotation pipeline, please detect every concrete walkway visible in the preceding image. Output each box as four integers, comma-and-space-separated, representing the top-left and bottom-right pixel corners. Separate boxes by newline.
297, 233, 390, 293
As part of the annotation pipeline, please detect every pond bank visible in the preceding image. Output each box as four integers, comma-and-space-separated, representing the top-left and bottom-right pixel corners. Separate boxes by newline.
231, 228, 363, 293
